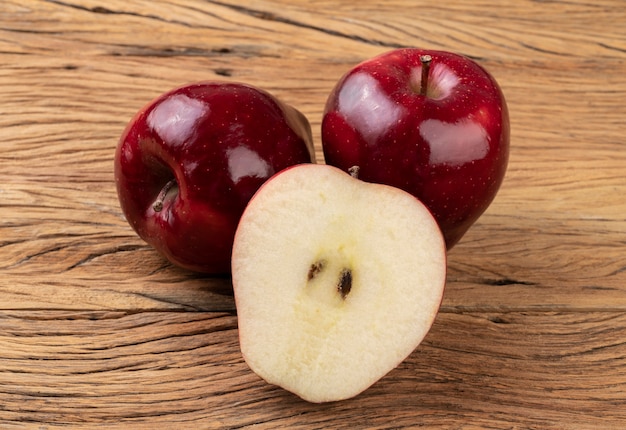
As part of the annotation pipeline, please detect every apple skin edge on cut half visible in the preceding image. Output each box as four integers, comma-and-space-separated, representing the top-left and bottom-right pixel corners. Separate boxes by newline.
231, 164, 447, 403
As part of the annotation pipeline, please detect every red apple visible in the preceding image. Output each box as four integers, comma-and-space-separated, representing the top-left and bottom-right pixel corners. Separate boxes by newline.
321, 48, 509, 249
115, 81, 315, 273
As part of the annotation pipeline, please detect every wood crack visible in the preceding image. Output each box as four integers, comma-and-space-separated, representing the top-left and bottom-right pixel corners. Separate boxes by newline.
43, 0, 194, 28
206, 0, 406, 48
64, 244, 147, 271
483, 278, 538, 286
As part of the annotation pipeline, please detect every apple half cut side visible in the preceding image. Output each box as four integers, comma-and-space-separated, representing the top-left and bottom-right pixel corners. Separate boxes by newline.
231, 163, 447, 403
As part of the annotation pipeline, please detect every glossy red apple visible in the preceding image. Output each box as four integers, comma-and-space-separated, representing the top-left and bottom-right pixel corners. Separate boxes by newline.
115, 81, 315, 273
321, 48, 509, 248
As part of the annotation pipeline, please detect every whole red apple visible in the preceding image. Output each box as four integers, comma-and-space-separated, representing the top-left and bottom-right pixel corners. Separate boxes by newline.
321, 48, 509, 249
115, 81, 315, 273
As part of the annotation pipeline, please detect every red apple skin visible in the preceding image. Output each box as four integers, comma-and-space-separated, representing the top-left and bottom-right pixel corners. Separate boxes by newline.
115, 81, 315, 273
321, 48, 509, 249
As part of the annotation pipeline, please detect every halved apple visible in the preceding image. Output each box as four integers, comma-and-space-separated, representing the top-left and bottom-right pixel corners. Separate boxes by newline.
231, 164, 446, 403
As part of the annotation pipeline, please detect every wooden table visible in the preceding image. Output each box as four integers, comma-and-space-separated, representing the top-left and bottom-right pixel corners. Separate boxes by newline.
2, 0, 625, 428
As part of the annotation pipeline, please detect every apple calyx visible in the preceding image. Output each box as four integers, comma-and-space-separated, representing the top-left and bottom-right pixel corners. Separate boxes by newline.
152, 179, 178, 212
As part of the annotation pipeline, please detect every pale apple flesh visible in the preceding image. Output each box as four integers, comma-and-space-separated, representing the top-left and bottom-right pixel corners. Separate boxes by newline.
231, 164, 446, 403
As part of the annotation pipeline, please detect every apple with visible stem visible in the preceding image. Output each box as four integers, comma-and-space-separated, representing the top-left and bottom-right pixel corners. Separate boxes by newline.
321, 48, 510, 249
115, 81, 315, 274
232, 163, 446, 403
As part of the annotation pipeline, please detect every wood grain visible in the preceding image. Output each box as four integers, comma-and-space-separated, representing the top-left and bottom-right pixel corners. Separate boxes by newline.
1, 311, 626, 428
2, 0, 626, 427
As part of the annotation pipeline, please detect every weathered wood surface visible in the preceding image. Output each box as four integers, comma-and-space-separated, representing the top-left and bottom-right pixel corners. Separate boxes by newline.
1, 0, 625, 427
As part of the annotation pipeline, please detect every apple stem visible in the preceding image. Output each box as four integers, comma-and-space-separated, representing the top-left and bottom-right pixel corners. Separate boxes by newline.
153, 179, 177, 212
420, 55, 432, 96
348, 166, 360, 179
